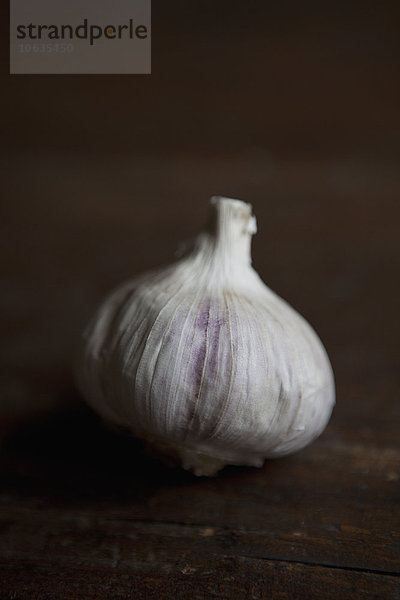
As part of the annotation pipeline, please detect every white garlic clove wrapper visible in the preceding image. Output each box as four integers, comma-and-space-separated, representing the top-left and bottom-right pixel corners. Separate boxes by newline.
76, 196, 335, 476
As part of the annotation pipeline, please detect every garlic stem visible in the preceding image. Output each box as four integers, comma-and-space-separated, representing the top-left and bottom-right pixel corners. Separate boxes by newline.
211, 196, 257, 268
189, 197, 257, 288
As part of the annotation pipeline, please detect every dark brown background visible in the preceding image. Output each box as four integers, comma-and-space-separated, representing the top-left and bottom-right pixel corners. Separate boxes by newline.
1, 1, 399, 598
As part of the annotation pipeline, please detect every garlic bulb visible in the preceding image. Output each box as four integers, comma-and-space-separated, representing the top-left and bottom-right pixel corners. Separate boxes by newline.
76, 196, 335, 476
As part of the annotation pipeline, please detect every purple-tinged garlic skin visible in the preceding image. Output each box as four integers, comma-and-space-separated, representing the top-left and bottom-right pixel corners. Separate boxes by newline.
76, 197, 335, 476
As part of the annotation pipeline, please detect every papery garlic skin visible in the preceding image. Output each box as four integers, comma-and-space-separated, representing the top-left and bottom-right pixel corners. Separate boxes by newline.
76, 197, 335, 476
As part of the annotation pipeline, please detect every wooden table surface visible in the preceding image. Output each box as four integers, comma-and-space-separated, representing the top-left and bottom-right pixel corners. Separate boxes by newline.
1, 2, 399, 598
